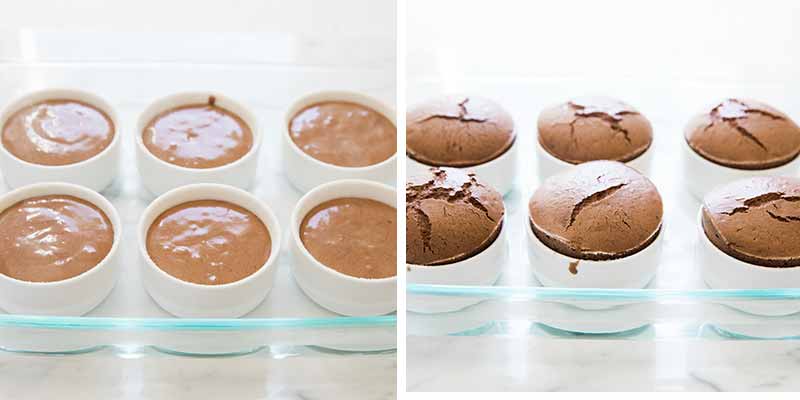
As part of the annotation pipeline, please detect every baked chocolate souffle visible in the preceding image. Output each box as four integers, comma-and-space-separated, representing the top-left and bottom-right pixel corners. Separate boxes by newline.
702, 176, 800, 267
406, 95, 515, 167
406, 167, 504, 265
529, 160, 663, 260
537, 96, 652, 164
685, 99, 800, 170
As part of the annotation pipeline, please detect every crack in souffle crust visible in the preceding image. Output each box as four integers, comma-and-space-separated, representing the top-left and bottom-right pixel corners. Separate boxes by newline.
528, 160, 663, 260
702, 176, 800, 267
406, 95, 515, 168
406, 167, 504, 266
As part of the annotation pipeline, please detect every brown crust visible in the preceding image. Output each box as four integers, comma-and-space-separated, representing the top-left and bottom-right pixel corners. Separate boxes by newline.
685, 99, 800, 170
528, 160, 663, 260
406, 167, 505, 265
406, 96, 515, 167
702, 176, 800, 267
537, 97, 652, 164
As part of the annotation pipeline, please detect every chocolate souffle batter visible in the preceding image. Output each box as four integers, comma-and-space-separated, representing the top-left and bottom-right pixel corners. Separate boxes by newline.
143, 97, 253, 169
301, 198, 396, 279
147, 200, 271, 285
2, 100, 114, 166
0, 195, 114, 282
289, 101, 396, 167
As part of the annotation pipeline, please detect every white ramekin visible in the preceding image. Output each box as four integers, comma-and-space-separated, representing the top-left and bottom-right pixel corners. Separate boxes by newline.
407, 140, 518, 196
283, 91, 397, 193
682, 142, 800, 201
407, 218, 508, 314
289, 179, 396, 316
695, 209, 800, 316
535, 142, 653, 182
0, 182, 121, 316
525, 217, 661, 333
0, 89, 121, 192
526, 219, 663, 289
138, 183, 281, 318
135, 92, 262, 196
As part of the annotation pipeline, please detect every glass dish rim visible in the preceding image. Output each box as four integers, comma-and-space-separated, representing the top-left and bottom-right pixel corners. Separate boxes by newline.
0, 314, 396, 331
407, 284, 800, 301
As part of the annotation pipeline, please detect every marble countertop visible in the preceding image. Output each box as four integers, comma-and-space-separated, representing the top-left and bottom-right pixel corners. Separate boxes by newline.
408, 336, 800, 391
0, 348, 396, 399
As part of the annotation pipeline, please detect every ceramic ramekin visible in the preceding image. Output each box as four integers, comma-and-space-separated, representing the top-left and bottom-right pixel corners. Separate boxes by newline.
526, 220, 663, 289
138, 183, 281, 318
682, 142, 800, 201
135, 92, 262, 196
525, 217, 662, 333
695, 209, 800, 317
407, 218, 508, 314
283, 91, 397, 193
290, 179, 396, 316
535, 143, 653, 182
407, 140, 518, 196
0, 89, 121, 192
0, 182, 121, 316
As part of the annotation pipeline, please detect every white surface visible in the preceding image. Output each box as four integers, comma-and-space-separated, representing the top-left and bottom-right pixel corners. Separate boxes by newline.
289, 180, 397, 317
135, 92, 262, 196
0, 347, 396, 399
0, 183, 120, 316
408, 336, 800, 391
139, 184, 282, 319
283, 91, 396, 193
0, 89, 121, 192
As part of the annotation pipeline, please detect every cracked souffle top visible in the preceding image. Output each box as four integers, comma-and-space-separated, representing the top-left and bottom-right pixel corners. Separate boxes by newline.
702, 177, 800, 267
406, 167, 504, 265
2, 99, 115, 166
406, 95, 515, 167
685, 99, 800, 170
537, 96, 652, 164
529, 160, 662, 260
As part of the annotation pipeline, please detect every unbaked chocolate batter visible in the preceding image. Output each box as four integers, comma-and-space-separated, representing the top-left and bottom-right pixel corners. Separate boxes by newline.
301, 198, 396, 279
0, 195, 114, 282
2, 100, 115, 166
143, 98, 253, 169
289, 101, 396, 167
146, 200, 271, 285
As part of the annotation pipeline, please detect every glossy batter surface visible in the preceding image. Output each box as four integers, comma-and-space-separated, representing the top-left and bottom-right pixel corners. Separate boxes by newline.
147, 200, 271, 285
289, 101, 396, 167
301, 198, 396, 279
2, 100, 115, 166
143, 100, 253, 169
0, 195, 114, 282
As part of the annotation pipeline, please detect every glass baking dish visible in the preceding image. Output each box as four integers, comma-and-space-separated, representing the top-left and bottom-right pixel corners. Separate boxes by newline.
406, 76, 800, 341
0, 30, 396, 355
